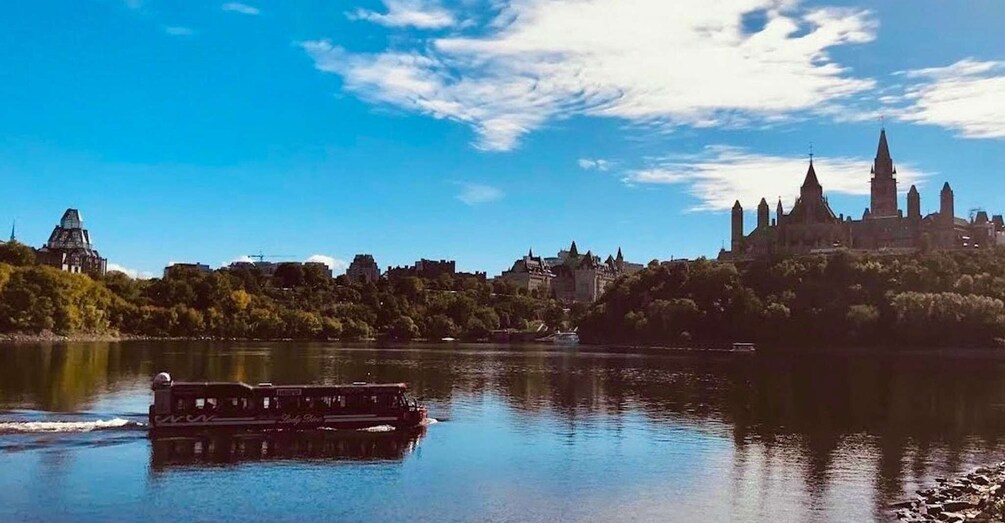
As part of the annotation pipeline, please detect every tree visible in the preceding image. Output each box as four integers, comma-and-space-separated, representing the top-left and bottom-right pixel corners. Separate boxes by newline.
0, 241, 36, 266
388, 316, 420, 341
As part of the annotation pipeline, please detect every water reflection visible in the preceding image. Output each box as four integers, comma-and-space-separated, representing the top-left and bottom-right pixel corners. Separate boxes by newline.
150, 428, 426, 469
4, 342, 1005, 520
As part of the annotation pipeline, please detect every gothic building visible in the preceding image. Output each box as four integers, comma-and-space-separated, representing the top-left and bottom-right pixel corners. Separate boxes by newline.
346, 254, 381, 283
499, 241, 643, 303
720, 130, 1003, 261
36, 208, 108, 276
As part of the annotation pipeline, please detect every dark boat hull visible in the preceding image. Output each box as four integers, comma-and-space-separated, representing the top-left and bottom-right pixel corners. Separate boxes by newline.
149, 410, 427, 434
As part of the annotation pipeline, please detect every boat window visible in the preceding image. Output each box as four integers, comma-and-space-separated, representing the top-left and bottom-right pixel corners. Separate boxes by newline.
195, 398, 205, 409
262, 397, 271, 410
205, 398, 218, 410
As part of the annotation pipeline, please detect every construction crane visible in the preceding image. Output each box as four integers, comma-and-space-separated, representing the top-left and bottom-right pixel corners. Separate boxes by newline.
247, 252, 294, 263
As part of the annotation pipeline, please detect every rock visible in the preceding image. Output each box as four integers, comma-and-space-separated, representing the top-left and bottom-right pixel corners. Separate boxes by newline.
940, 511, 965, 523
928, 503, 944, 515
891, 500, 915, 509
973, 475, 991, 486
943, 500, 975, 512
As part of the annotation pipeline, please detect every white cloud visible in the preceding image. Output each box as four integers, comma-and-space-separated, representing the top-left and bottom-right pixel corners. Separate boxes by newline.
107, 263, 155, 280
306, 255, 349, 274
347, 0, 455, 29
222, 2, 260, 16
896, 59, 1005, 139
228, 255, 254, 264
578, 158, 610, 171
305, 0, 877, 151
455, 183, 504, 205
623, 145, 928, 212
164, 26, 195, 37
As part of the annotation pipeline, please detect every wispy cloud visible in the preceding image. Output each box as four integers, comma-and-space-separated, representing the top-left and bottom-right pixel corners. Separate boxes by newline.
107, 263, 155, 280
222, 2, 260, 16
894, 59, 1005, 139
347, 0, 455, 29
623, 145, 929, 212
163, 26, 195, 37
306, 254, 348, 274
578, 158, 610, 171
124, 0, 143, 9
455, 183, 504, 205
305, 0, 876, 151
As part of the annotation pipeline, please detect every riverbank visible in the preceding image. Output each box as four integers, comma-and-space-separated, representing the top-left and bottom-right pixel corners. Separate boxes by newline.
893, 463, 1005, 522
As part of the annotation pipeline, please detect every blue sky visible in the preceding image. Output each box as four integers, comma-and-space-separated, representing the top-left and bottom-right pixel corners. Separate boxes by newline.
2, 0, 1004, 278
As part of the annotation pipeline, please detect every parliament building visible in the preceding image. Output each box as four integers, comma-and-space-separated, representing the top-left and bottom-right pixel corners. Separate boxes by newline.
719, 130, 1004, 261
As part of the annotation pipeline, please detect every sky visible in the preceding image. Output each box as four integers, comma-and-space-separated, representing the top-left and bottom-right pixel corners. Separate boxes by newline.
2, 0, 1004, 278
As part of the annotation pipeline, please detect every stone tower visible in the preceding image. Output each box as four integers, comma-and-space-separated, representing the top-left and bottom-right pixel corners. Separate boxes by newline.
907, 185, 921, 220
731, 200, 744, 253
776, 198, 784, 225
757, 198, 769, 229
940, 182, 955, 224
869, 129, 898, 218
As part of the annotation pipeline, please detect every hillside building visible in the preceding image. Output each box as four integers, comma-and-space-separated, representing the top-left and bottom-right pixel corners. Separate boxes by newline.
36, 209, 107, 277
720, 130, 1004, 261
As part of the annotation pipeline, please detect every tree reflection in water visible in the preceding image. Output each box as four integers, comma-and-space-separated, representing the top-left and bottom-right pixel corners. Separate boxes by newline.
4, 341, 1005, 518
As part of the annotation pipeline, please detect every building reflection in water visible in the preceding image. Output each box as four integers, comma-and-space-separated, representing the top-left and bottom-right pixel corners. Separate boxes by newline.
5, 341, 1005, 518
150, 427, 426, 469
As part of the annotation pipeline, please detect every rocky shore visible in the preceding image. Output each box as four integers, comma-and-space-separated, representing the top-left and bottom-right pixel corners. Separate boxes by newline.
893, 463, 1005, 522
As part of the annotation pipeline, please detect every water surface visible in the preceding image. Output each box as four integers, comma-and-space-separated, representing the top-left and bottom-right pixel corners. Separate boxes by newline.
2, 341, 1005, 522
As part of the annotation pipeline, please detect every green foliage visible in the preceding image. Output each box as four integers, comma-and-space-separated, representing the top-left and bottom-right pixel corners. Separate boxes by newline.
579, 249, 1005, 348
0, 241, 36, 266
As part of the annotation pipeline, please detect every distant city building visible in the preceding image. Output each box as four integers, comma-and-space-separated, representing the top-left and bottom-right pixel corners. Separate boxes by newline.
720, 129, 1005, 261
386, 258, 486, 282
304, 261, 333, 278
36, 208, 107, 277
164, 263, 212, 278
499, 242, 642, 303
346, 254, 381, 283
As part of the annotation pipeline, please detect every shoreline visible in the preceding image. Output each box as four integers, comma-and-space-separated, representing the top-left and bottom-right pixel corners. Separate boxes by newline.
893, 463, 1005, 522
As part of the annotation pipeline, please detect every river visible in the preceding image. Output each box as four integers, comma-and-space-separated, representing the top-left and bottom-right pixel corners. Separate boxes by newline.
2, 341, 1005, 522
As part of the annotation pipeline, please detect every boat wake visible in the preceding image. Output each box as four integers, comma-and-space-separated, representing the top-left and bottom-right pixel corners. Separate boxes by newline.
0, 418, 144, 434
357, 424, 397, 433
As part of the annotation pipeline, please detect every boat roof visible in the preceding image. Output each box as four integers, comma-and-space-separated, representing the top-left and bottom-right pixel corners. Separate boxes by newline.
168, 382, 408, 395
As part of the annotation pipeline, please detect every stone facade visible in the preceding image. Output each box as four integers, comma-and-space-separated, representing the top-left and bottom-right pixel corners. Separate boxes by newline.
346, 254, 381, 283
720, 130, 1004, 261
499, 242, 643, 303
35, 209, 107, 277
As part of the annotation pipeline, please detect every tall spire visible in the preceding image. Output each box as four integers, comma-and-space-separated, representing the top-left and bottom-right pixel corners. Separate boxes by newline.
527, 248, 534, 258
568, 241, 579, 257
8, 219, 14, 242
616, 247, 623, 262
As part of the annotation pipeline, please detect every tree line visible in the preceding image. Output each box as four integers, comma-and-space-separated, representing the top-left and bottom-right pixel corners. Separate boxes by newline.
579, 249, 1005, 348
0, 241, 572, 340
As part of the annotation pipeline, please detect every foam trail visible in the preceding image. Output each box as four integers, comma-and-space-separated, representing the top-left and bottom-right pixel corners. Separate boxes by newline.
357, 424, 396, 433
0, 418, 139, 434
422, 418, 439, 426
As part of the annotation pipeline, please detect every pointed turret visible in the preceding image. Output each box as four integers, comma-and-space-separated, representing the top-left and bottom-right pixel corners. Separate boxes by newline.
8, 220, 15, 242
616, 247, 624, 263
757, 197, 769, 229
776, 198, 784, 225
731, 200, 744, 253
940, 182, 954, 225
568, 241, 579, 257
527, 248, 534, 259
907, 185, 921, 220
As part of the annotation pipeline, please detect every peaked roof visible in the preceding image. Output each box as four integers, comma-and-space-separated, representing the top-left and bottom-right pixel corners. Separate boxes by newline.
568, 241, 579, 257
876, 128, 892, 163
942, 182, 953, 192
801, 160, 821, 190
616, 247, 623, 261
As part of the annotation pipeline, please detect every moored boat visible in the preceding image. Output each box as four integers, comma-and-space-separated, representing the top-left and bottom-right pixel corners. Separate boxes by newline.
553, 332, 580, 346
149, 373, 427, 434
